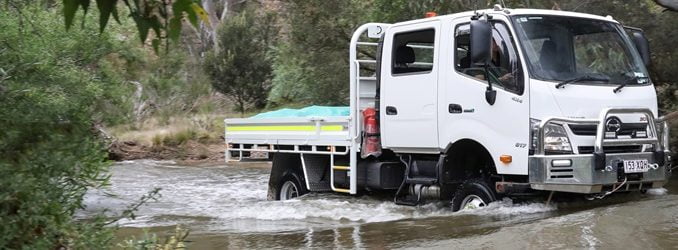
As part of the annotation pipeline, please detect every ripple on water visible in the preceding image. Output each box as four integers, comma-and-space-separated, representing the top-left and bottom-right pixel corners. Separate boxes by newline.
81, 160, 597, 234
646, 188, 668, 196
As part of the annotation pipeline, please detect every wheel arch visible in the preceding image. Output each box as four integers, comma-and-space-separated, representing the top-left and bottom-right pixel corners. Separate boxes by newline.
268, 153, 306, 200
442, 138, 497, 182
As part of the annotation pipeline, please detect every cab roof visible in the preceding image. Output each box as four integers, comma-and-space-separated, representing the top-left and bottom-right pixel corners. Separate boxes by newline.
391, 8, 619, 26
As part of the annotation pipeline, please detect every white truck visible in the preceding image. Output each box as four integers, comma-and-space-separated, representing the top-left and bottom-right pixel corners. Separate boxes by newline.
225, 6, 673, 211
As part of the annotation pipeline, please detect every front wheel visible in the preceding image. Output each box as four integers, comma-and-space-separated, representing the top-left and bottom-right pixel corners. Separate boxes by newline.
451, 179, 497, 211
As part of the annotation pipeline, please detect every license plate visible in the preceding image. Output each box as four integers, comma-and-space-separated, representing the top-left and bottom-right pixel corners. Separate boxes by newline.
623, 159, 650, 173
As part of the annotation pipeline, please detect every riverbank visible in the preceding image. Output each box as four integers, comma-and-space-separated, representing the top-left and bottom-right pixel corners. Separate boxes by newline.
104, 114, 232, 164
108, 139, 226, 164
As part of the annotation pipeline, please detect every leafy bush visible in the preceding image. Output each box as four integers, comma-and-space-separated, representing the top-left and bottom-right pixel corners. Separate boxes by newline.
657, 83, 678, 165
0, 4, 129, 248
204, 3, 278, 115
118, 225, 189, 250
268, 0, 370, 106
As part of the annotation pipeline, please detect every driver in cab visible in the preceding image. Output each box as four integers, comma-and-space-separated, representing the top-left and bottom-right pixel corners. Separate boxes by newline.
474, 38, 515, 85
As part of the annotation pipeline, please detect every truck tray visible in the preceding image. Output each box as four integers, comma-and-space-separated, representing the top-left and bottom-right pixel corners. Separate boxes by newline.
225, 116, 352, 147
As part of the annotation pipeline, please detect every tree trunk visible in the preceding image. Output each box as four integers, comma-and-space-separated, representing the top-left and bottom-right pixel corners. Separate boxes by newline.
130, 80, 147, 126
201, 0, 221, 52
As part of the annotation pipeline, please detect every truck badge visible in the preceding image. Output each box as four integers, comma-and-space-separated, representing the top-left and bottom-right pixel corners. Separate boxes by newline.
605, 117, 622, 132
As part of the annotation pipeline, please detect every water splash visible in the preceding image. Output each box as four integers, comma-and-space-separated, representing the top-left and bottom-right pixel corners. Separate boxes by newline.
646, 188, 668, 196
455, 198, 556, 216
82, 161, 558, 234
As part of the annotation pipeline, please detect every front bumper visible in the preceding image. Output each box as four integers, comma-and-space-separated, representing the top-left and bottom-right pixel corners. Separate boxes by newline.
529, 152, 670, 193
529, 107, 672, 194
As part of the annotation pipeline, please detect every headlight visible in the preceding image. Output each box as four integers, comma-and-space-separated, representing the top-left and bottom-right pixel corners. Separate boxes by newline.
544, 123, 572, 153
530, 118, 573, 154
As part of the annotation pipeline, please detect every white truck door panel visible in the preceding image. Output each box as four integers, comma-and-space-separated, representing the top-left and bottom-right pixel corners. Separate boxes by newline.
380, 21, 441, 152
438, 16, 530, 175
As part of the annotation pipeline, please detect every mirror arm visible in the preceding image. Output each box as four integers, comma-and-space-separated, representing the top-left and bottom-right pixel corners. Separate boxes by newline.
484, 63, 497, 105
483, 64, 492, 90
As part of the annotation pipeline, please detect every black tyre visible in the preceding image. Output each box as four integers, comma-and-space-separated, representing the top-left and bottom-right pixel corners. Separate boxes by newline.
276, 172, 308, 200
267, 153, 309, 201
451, 178, 497, 211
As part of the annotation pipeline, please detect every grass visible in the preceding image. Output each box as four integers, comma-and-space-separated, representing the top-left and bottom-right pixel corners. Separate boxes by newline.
109, 114, 228, 147
107, 100, 316, 148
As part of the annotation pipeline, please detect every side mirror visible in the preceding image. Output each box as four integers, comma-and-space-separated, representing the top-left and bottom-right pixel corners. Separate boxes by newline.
470, 20, 492, 66
470, 19, 496, 105
626, 27, 651, 67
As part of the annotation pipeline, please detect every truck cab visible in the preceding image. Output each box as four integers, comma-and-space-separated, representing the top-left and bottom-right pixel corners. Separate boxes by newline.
225, 7, 672, 211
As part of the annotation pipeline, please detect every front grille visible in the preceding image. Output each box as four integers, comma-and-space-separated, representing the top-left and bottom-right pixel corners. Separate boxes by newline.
568, 124, 597, 136
569, 123, 648, 136
578, 145, 643, 154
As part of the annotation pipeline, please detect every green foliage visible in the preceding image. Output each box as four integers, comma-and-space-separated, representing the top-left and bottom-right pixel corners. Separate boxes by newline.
573, 33, 633, 75
0, 2, 188, 247
145, 51, 212, 119
645, 6, 678, 164
0, 3, 176, 245
0, 4, 120, 248
657, 83, 678, 164
371, 0, 474, 23
268, 44, 311, 105
62, 0, 208, 51
118, 225, 189, 250
268, 0, 371, 106
204, 3, 278, 115
93, 36, 215, 127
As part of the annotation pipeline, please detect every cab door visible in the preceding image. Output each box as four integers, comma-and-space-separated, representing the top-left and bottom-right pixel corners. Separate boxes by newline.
380, 21, 441, 153
438, 16, 530, 175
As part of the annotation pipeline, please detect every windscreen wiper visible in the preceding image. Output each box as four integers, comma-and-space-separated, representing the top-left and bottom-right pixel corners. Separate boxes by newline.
613, 76, 648, 93
556, 76, 609, 89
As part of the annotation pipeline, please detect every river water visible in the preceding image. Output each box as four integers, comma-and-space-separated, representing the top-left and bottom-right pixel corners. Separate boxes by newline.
81, 160, 678, 249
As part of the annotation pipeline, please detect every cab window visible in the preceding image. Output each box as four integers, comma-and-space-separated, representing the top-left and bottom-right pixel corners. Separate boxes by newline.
455, 22, 524, 95
392, 29, 435, 75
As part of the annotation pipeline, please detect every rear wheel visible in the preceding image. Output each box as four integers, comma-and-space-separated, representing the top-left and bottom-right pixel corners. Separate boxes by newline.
277, 173, 308, 200
268, 153, 308, 201
451, 179, 497, 211
280, 180, 299, 200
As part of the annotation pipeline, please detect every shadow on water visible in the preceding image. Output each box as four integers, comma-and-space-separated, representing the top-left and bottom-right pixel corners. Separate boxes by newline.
84, 160, 678, 249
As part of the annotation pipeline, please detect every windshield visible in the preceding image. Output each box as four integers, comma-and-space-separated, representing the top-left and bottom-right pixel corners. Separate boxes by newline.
511, 15, 649, 85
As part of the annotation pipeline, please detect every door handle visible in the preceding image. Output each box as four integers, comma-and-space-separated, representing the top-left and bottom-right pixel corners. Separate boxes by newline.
385, 106, 398, 115
448, 104, 462, 114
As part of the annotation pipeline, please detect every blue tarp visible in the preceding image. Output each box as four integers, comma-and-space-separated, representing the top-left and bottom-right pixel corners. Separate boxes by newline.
252, 106, 350, 118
